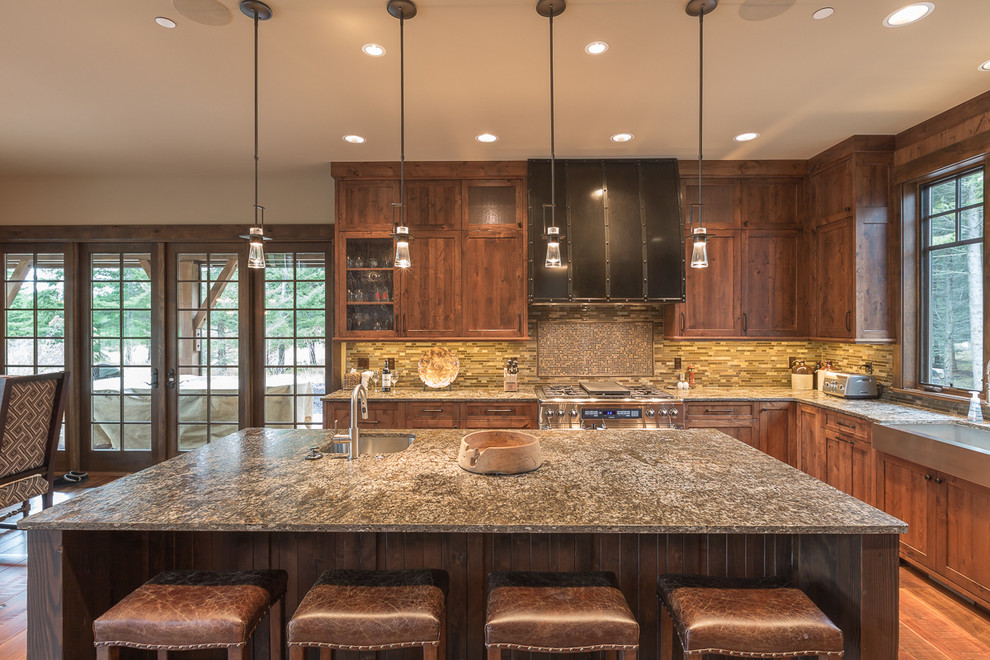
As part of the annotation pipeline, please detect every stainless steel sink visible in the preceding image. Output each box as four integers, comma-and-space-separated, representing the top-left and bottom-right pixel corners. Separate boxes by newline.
874, 423, 990, 489
325, 432, 414, 457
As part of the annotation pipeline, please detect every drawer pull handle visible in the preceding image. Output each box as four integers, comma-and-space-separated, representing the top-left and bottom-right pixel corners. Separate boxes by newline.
837, 420, 856, 429
486, 409, 513, 414
705, 409, 734, 414
421, 408, 445, 413
362, 420, 381, 425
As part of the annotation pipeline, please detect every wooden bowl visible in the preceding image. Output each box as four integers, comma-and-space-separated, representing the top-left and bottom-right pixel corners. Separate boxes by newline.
457, 431, 542, 475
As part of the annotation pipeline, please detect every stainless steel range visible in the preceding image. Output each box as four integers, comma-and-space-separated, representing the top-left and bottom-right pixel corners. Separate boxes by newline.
535, 381, 684, 430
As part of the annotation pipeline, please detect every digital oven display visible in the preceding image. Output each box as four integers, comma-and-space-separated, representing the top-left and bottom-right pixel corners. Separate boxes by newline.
582, 408, 641, 420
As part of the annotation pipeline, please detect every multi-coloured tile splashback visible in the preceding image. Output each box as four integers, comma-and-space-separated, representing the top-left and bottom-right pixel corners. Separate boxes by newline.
341, 305, 895, 389
537, 321, 653, 377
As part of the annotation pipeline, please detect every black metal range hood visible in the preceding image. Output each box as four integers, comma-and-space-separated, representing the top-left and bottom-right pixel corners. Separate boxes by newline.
528, 158, 685, 303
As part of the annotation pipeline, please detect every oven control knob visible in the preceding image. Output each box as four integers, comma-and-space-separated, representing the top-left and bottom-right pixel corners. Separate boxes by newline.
656, 407, 667, 417
556, 408, 567, 417
669, 408, 679, 417
543, 408, 554, 418
569, 409, 579, 418
645, 408, 655, 417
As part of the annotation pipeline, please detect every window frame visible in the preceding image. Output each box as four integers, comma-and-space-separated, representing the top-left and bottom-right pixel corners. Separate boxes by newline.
917, 165, 986, 396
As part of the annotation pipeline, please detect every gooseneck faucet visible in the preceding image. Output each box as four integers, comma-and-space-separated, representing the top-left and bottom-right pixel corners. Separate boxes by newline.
985, 360, 990, 406
347, 382, 368, 460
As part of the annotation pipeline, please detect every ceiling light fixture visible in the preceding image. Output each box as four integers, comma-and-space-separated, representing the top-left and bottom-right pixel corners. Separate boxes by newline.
585, 40, 608, 55
538, 0, 566, 269
343, 135, 366, 143
734, 131, 760, 142
388, 0, 416, 270
610, 133, 634, 143
686, 0, 717, 270
476, 133, 499, 143
155, 17, 177, 28
362, 43, 386, 57
979, 60, 990, 72
883, 2, 934, 27
812, 7, 834, 20
238, 1, 273, 269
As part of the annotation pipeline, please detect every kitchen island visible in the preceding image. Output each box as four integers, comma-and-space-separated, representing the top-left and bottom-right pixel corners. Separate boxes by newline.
22, 427, 904, 659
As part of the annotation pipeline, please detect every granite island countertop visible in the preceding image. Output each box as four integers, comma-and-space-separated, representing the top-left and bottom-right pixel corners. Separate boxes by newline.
21, 427, 905, 535
324, 386, 537, 401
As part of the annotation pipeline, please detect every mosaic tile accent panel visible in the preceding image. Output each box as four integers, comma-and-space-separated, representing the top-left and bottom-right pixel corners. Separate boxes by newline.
341, 304, 896, 389
537, 321, 654, 377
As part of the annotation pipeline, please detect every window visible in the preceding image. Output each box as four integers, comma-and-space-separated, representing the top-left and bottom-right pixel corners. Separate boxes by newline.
920, 167, 984, 392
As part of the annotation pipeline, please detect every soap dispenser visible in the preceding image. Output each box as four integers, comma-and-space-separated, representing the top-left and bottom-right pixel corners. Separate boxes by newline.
968, 391, 984, 423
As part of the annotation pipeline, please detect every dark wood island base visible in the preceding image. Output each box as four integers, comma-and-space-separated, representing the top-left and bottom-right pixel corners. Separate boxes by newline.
29, 529, 897, 660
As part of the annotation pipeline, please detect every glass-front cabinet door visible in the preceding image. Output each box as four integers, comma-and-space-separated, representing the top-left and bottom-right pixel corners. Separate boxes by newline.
83, 246, 162, 471
336, 235, 395, 337
169, 247, 247, 453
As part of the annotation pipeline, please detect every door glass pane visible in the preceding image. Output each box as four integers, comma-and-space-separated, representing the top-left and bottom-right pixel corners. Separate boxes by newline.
4, 252, 67, 449
264, 252, 327, 428
175, 252, 242, 450
90, 253, 152, 452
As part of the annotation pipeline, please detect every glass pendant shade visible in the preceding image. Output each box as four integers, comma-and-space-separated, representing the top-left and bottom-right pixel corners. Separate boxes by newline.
690, 227, 709, 269
394, 225, 411, 269
247, 226, 266, 269
545, 225, 563, 268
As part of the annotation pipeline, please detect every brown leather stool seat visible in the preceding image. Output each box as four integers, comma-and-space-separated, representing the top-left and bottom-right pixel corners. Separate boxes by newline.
486, 571, 639, 659
657, 575, 845, 658
93, 568, 288, 660
287, 568, 448, 660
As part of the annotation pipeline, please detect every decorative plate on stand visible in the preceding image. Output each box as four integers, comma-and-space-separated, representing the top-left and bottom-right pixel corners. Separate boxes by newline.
418, 346, 460, 388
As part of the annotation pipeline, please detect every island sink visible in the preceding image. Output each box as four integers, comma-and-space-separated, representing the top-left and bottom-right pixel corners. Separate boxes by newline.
326, 431, 414, 457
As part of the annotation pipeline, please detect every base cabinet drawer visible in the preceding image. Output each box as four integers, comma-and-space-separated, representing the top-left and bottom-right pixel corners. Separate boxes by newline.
685, 401, 755, 419
324, 402, 403, 430
461, 402, 537, 429
405, 403, 458, 428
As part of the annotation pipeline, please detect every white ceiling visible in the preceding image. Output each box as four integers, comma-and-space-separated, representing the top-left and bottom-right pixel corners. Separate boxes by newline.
2, 0, 989, 176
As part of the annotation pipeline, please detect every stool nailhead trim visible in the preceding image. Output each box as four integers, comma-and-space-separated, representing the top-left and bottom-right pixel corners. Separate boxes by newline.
487, 643, 639, 653
288, 640, 439, 651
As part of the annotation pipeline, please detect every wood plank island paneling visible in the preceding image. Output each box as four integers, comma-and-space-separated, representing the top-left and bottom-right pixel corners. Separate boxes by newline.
34, 530, 897, 660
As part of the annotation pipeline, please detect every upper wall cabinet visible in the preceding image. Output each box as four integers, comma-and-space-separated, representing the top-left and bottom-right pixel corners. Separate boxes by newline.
528, 159, 685, 303
664, 166, 806, 339
331, 162, 528, 341
807, 137, 894, 343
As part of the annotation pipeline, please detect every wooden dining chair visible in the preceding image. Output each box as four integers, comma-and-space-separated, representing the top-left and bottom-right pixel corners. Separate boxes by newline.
0, 371, 69, 529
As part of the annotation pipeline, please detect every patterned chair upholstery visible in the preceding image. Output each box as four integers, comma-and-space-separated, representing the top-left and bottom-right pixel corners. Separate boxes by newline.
0, 372, 68, 523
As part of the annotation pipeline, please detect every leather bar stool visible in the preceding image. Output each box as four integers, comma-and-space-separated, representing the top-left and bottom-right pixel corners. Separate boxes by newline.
287, 568, 448, 660
93, 568, 288, 660
657, 575, 845, 659
485, 571, 640, 659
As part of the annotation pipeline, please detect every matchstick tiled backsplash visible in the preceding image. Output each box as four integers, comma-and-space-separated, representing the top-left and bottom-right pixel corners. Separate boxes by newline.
342, 306, 894, 389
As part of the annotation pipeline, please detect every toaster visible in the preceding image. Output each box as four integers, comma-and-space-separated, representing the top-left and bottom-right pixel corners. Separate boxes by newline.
822, 372, 880, 399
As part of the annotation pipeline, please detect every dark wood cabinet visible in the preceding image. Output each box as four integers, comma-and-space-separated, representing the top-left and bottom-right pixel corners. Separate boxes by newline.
685, 401, 760, 450
323, 400, 537, 430
332, 162, 527, 340
740, 178, 801, 229
759, 402, 793, 465
397, 231, 461, 337
807, 138, 893, 342
877, 452, 990, 610
665, 232, 741, 338
796, 404, 826, 481
682, 178, 739, 229
742, 230, 801, 337
461, 232, 525, 338
821, 410, 874, 504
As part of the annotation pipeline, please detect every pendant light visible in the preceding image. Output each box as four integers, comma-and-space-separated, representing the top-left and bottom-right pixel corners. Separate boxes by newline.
239, 1, 273, 269
538, 0, 566, 269
686, 0, 717, 269
389, 0, 416, 269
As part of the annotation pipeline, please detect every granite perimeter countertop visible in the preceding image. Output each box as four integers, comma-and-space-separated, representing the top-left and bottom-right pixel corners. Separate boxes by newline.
21, 428, 905, 535
324, 386, 537, 401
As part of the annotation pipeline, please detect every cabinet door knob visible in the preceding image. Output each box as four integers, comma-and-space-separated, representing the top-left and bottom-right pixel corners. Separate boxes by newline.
924, 474, 933, 481
934, 477, 944, 484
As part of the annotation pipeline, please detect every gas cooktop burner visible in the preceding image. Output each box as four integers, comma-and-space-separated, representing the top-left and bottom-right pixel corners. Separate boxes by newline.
538, 382, 674, 400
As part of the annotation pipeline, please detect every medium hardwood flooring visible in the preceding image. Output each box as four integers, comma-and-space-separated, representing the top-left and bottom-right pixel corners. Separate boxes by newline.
0, 475, 988, 659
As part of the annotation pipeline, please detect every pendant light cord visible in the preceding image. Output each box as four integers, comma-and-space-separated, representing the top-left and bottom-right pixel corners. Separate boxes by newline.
399, 11, 406, 227
696, 8, 703, 229
253, 9, 261, 228
549, 6, 556, 226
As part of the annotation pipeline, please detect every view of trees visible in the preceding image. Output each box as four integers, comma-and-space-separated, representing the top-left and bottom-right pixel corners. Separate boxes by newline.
925, 169, 984, 391
4, 255, 65, 373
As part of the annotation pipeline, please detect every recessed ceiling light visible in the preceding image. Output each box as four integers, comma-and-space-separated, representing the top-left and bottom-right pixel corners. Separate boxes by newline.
812, 7, 834, 20
585, 41, 609, 55
610, 133, 634, 143
362, 43, 386, 57
342, 135, 366, 144
475, 133, 498, 143
155, 16, 177, 28
979, 59, 990, 72
734, 132, 760, 142
883, 2, 934, 27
